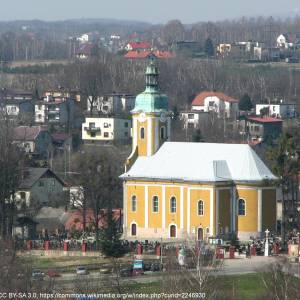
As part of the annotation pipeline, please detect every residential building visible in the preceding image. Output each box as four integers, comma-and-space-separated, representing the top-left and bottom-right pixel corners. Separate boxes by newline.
256, 103, 296, 119
44, 88, 81, 102
0, 89, 34, 120
16, 168, 66, 207
253, 47, 280, 61
180, 111, 210, 129
125, 41, 151, 52
82, 117, 131, 143
35, 95, 74, 128
239, 116, 283, 142
121, 61, 277, 242
13, 126, 52, 159
217, 44, 231, 57
191, 91, 239, 119
87, 93, 135, 115
75, 43, 98, 59
277, 33, 300, 49
52, 132, 72, 152
124, 50, 174, 59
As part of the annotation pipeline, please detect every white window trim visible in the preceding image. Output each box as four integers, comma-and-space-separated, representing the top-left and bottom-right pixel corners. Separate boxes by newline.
152, 195, 159, 213
238, 198, 246, 216
197, 199, 204, 216
130, 221, 137, 237
169, 223, 177, 238
131, 195, 137, 213
170, 196, 177, 214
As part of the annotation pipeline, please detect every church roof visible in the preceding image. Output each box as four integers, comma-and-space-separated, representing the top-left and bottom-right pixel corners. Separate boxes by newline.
121, 142, 277, 183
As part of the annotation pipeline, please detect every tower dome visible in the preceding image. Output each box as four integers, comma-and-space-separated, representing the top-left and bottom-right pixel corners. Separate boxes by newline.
132, 60, 168, 113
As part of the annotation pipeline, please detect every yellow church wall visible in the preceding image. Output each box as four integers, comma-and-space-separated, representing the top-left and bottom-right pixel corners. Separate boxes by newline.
262, 189, 276, 232
126, 184, 145, 229
137, 119, 148, 156
190, 189, 211, 231
148, 186, 162, 228
218, 189, 231, 233
165, 186, 180, 228
236, 188, 258, 232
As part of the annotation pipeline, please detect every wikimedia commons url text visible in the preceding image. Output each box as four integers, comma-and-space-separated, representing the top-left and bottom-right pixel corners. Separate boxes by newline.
0, 292, 206, 299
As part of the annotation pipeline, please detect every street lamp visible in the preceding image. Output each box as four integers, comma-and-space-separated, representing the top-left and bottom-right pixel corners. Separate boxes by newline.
265, 229, 270, 257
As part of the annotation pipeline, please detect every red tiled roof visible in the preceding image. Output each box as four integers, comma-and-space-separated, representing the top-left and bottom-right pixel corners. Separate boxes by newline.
192, 91, 238, 106
124, 50, 174, 59
127, 41, 151, 50
247, 116, 283, 123
64, 208, 122, 231
13, 126, 48, 141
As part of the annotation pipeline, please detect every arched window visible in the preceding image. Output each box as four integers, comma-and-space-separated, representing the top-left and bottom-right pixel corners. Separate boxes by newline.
197, 200, 204, 216
170, 197, 176, 213
160, 127, 165, 139
238, 199, 246, 216
131, 223, 137, 236
152, 196, 159, 213
131, 195, 137, 212
140, 127, 145, 139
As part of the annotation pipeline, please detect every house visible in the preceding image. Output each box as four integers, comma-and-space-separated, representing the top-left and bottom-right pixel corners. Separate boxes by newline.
121, 61, 277, 241
277, 33, 300, 49
125, 41, 151, 52
180, 111, 210, 129
217, 44, 231, 57
0, 88, 34, 120
256, 102, 296, 119
239, 116, 283, 142
191, 91, 239, 119
82, 117, 131, 143
87, 93, 135, 115
16, 168, 66, 207
124, 50, 174, 59
13, 126, 52, 159
52, 133, 72, 152
75, 43, 98, 59
64, 208, 122, 232
44, 88, 81, 102
35, 95, 74, 128
253, 47, 280, 62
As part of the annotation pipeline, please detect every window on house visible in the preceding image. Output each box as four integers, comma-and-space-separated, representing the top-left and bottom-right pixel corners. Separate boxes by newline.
197, 200, 204, 216
89, 122, 95, 128
152, 196, 159, 213
90, 132, 96, 137
254, 126, 260, 132
20, 192, 26, 200
131, 195, 137, 212
104, 123, 109, 128
124, 132, 128, 137
160, 127, 165, 139
209, 101, 215, 107
104, 132, 109, 138
238, 199, 246, 216
38, 180, 44, 187
170, 197, 176, 213
140, 127, 145, 139
188, 114, 194, 119
124, 122, 129, 128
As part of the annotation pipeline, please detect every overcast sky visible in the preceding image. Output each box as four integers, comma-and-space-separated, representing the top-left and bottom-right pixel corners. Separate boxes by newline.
1, 0, 300, 23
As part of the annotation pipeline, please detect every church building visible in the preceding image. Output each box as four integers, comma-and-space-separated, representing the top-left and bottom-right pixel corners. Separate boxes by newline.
121, 61, 277, 241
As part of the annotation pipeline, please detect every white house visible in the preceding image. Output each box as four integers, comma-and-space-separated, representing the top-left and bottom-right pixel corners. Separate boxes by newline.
256, 102, 296, 119
277, 33, 300, 49
191, 91, 239, 119
180, 111, 210, 129
82, 117, 131, 142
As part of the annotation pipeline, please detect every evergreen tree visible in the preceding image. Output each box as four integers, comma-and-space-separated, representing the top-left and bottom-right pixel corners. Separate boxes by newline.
192, 128, 204, 142
239, 93, 253, 111
99, 209, 127, 258
204, 38, 214, 57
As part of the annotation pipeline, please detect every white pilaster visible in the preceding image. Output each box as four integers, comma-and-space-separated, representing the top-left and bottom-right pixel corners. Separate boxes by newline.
133, 117, 138, 149
123, 181, 127, 238
258, 188, 262, 234
145, 185, 149, 228
162, 185, 166, 229
187, 188, 190, 234
210, 188, 214, 236
180, 186, 184, 229
147, 117, 152, 156
155, 117, 159, 152
231, 186, 236, 232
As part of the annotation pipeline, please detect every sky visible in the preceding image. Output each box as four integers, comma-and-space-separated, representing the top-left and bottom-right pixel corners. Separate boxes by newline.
0, 0, 300, 23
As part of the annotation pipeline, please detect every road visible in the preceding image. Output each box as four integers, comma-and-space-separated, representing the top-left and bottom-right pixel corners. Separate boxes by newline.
41, 256, 286, 293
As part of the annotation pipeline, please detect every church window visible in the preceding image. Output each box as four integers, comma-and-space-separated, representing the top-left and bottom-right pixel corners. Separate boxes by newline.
131, 195, 137, 212
238, 199, 246, 216
152, 196, 159, 212
140, 127, 145, 139
160, 127, 165, 139
197, 200, 204, 216
170, 197, 176, 213
131, 223, 137, 236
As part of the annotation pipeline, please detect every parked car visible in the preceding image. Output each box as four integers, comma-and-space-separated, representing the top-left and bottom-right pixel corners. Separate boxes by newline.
32, 269, 44, 281
120, 267, 132, 277
76, 266, 88, 275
